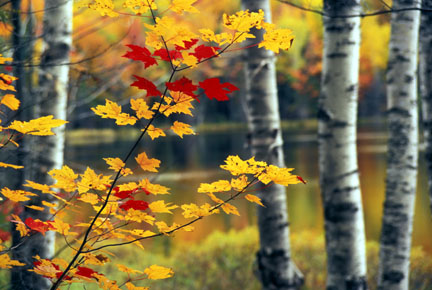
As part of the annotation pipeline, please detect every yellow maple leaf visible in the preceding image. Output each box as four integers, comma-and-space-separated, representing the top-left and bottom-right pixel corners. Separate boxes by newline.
220, 155, 266, 176
117, 264, 142, 274
0, 73, 17, 91
145, 16, 197, 49
149, 200, 178, 214
42, 200, 57, 208
48, 165, 78, 192
79, 193, 100, 205
258, 165, 299, 186
181, 203, 217, 219
92, 99, 137, 126
170, 0, 198, 14
0, 254, 25, 269
221, 203, 240, 216
103, 157, 133, 176
0, 162, 23, 169
25, 205, 45, 211
1, 187, 37, 202
223, 9, 265, 33
206, 192, 224, 204
245, 194, 264, 207
123, 0, 157, 14
8, 115, 67, 136
130, 98, 154, 120
24, 180, 55, 194
124, 229, 155, 238
170, 121, 195, 138
198, 180, 231, 194
11, 214, 29, 237
180, 51, 198, 67
1, 94, 20, 110
169, 91, 195, 116
146, 125, 166, 140
50, 217, 73, 235
77, 167, 112, 194
144, 265, 174, 280
85, 0, 119, 17
155, 221, 179, 234
231, 175, 249, 191
138, 178, 170, 195
135, 152, 160, 172
259, 23, 294, 53
0, 54, 12, 64
125, 282, 149, 290
123, 209, 155, 225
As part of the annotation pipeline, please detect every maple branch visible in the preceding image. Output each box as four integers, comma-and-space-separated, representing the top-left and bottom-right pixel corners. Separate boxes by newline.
81, 176, 261, 253
278, 0, 432, 18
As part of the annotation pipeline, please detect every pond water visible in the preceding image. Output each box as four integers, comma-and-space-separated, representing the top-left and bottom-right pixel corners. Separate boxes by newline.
64, 123, 432, 254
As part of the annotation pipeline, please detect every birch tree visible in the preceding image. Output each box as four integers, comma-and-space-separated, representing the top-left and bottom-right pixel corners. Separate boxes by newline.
419, 0, 432, 214
241, 0, 303, 289
318, 0, 367, 288
378, 0, 421, 289
11, 0, 73, 289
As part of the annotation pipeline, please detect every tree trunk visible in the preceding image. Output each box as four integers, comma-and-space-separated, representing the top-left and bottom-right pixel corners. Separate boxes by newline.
378, 0, 421, 289
241, 0, 303, 289
419, 0, 432, 214
10, 0, 72, 289
318, 0, 367, 289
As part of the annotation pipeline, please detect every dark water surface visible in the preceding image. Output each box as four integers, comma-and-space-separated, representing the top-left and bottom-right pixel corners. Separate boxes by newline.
64, 124, 431, 254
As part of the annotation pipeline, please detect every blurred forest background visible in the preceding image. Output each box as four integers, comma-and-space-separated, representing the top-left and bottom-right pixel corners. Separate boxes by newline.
0, 0, 431, 289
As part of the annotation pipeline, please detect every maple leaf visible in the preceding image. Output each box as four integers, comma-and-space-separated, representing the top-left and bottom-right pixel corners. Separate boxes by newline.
175, 38, 198, 50
135, 152, 160, 172
117, 264, 142, 274
1, 94, 20, 110
123, 45, 157, 68
220, 155, 266, 176
126, 282, 149, 290
91, 99, 137, 126
49, 217, 73, 235
8, 115, 68, 135
139, 178, 170, 195
75, 266, 99, 279
77, 167, 112, 194
24, 180, 55, 194
120, 200, 149, 211
0, 54, 12, 64
221, 203, 240, 216
131, 75, 161, 97
170, 121, 195, 138
48, 165, 78, 192
11, 214, 29, 237
231, 175, 249, 191
180, 51, 198, 67
79, 193, 100, 205
0, 162, 23, 169
130, 98, 154, 120
153, 49, 182, 62
198, 180, 231, 194
170, 0, 198, 14
166, 76, 197, 98
199, 78, 239, 101
145, 16, 197, 49
223, 9, 265, 32
0, 254, 25, 269
149, 200, 178, 214
146, 125, 166, 140
26, 205, 45, 211
181, 203, 217, 218
258, 23, 294, 53
190, 45, 220, 62
123, 0, 157, 14
25, 217, 54, 235
1, 187, 36, 202
144, 265, 174, 280
245, 194, 264, 207
258, 165, 299, 186
103, 157, 133, 176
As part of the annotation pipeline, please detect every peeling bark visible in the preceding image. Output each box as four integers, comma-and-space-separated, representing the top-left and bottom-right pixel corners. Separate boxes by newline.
419, 0, 432, 214
378, 0, 421, 289
241, 0, 303, 289
318, 0, 367, 289
10, 1, 72, 289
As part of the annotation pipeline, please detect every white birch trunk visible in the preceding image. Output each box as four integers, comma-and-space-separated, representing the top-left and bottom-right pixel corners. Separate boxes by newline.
10, 1, 72, 289
378, 0, 421, 289
419, 0, 432, 214
241, 0, 303, 289
318, 0, 367, 288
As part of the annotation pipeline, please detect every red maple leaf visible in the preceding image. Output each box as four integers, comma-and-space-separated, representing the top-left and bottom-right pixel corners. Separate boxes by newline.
199, 78, 239, 101
114, 188, 141, 199
25, 217, 54, 235
5, 66, 13, 72
175, 38, 199, 50
166, 77, 198, 98
75, 266, 99, 278
123, 44, 157, 68
190, 45, 220, 62
131, 75, 162, 97
153, 49, 182, 61
120, 200, 149, 211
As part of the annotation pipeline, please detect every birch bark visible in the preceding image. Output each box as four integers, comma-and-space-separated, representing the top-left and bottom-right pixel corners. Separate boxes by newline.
10, 0, 72, 289
241, 0, 303, 289
419, 0, 432, 214
318, 0, 367, 288
378, 0, 421, 289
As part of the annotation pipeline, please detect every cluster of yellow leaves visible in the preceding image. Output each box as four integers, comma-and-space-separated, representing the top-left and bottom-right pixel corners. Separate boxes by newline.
0, 253, 25, 269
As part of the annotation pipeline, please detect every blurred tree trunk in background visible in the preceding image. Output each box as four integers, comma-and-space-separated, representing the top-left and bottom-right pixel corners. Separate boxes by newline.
241, 0, 303, 289
11, 0, 73, 289
378, 0, 421, 289
318, 0, 367, 288
419, 0, 432, 214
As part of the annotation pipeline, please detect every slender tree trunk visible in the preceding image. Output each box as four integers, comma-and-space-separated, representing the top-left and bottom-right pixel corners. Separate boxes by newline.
241, 0, 303, 289
378, 0, 421, 289
10, 1, 72, 289
419, 0, 432, 214
318, 0, 367, 289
